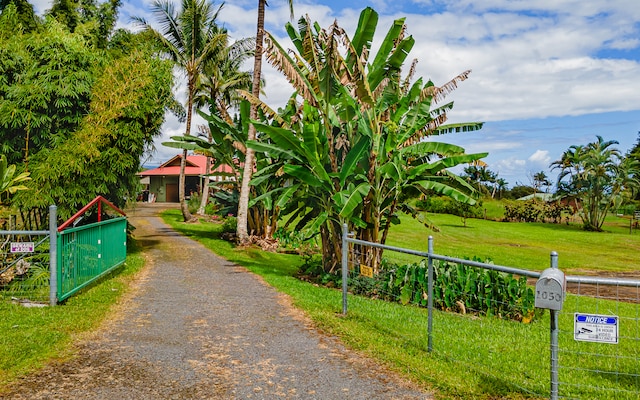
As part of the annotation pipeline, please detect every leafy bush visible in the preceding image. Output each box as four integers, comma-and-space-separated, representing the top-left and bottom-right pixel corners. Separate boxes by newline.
416, 196, 484, 219
616, 202, 638, 216
220, 216, 237, 233
212, 189, 238, 217
187, 193, 201, 214
273, 227, 305, 250
204, 201, 218, 215
349, 258, 539, 323
504, 199, 572, 223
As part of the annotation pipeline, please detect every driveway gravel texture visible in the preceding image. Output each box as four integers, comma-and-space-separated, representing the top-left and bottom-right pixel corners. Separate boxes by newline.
2, 203, 432, 399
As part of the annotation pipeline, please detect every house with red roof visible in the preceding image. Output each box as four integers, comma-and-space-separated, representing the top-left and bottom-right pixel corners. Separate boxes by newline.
138, 155, 236, 202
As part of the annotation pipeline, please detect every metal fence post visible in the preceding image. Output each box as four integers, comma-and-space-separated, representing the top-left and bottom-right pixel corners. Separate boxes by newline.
49, 205, 58, 306
427, 236, 434, 353
550, 251, 559, 400
342, 223, 349, 315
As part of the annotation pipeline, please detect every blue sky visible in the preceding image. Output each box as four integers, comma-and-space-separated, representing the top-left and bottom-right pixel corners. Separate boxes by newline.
31, 0, 640, 188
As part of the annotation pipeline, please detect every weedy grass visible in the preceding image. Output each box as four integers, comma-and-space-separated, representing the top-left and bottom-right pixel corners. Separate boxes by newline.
162, 209, 640, 399
0, 240, 146, 390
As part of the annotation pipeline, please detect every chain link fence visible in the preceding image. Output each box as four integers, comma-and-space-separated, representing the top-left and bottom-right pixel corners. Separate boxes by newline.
558, 277, 640, 399
0, 231, 52, 305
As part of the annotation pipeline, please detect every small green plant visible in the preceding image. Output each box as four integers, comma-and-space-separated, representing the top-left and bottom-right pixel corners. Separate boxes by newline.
187, 193, 201, 214
220, 216, 237, 233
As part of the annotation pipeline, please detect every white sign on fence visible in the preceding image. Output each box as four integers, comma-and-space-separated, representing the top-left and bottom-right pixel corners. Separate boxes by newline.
574, 313, 619, 344
10, 242, 35, 253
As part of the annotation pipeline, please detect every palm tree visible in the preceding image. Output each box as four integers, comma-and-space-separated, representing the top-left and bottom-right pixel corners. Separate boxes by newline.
193, 31, 253, 214
236, 0, 294, 243
494, 178, 508, 199
133, 0, 226, 221
532, 171, 551, 193
551, 136, 633, 231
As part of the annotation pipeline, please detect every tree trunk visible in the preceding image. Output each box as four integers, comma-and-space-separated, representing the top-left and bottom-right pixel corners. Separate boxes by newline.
237, 0, 266, 244
179, 76, 195, 222
197, 130, 213, 215
178, 148, 191, 221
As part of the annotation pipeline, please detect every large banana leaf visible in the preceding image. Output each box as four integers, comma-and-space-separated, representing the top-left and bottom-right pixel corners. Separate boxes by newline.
400, 141, 466, 158
283, 164, 325, 188
368, 17, 411, 90
335, 182, 371, 218
339, 135, 370, 187
419, 152, 489, 174
246, 140, 296, 160
432, 122, 485, 135
349, 7, 377, 60
415, 180, 477, 205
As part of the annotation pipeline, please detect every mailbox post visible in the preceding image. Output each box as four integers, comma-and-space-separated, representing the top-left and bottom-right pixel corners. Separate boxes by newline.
535, 267, 565, 310
535, 252, 565, 400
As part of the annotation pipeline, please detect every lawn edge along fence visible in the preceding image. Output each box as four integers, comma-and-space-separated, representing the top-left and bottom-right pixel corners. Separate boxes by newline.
341, 223, 640, 400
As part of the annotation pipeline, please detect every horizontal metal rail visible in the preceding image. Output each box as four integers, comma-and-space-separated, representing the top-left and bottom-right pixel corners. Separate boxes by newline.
0, 230, 49, 235
346, 235, 640, 286
346, 236, 541, 278
565, 275, 640, 287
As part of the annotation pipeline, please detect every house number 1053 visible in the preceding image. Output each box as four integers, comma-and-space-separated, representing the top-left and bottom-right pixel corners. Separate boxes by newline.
537, 290, 562, 302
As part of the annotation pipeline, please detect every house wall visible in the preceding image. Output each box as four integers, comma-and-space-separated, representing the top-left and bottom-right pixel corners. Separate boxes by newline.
147, 176, 201, 202
149, 176, 177, 202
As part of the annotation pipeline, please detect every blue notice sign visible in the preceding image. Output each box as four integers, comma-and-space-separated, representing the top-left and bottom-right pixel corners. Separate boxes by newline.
574, 313, 618, 344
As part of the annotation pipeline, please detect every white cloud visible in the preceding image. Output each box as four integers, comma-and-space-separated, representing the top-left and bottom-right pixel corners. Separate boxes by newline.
28, 0, 640, 186
528, 150, 551, 166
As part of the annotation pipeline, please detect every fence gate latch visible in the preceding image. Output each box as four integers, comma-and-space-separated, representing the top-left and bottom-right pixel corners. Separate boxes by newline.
535, 268, 566, 310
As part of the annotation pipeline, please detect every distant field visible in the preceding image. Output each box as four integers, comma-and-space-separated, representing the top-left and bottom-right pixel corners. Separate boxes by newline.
385, 211, 640, 275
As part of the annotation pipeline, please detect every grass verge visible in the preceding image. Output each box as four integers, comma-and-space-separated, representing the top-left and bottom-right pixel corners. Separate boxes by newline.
0, 239, 146, 391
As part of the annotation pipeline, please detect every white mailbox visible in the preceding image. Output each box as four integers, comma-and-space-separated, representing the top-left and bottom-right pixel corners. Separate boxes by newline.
535, 268, 565, 310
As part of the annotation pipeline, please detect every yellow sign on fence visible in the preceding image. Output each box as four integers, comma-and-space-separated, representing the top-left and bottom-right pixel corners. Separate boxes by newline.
360, 264, 374, 278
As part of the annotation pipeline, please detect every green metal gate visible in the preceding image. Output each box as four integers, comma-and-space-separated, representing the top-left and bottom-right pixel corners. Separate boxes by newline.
57, 216, 127, 302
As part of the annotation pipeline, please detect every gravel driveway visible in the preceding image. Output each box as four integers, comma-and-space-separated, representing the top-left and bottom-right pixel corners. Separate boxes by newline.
2, 203, 432, 399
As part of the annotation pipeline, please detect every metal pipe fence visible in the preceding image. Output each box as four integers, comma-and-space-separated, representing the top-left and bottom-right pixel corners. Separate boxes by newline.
341, 224, 640, 399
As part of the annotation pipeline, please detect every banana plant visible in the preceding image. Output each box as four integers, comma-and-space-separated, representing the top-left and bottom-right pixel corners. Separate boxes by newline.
247, 8, 487, 272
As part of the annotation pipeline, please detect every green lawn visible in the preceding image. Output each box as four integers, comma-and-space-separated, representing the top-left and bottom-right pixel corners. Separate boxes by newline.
385, 212, 640, 274
1, 208, 637, 398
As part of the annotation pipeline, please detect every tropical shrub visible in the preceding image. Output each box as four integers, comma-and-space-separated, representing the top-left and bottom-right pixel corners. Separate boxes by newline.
349, 259, 538, 323
417, 196, 484, 219
220, 216, 237, 234
504, 199, 572, 223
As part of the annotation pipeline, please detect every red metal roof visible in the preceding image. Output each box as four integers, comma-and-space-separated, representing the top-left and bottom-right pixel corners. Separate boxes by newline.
139, 155, 235, 177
